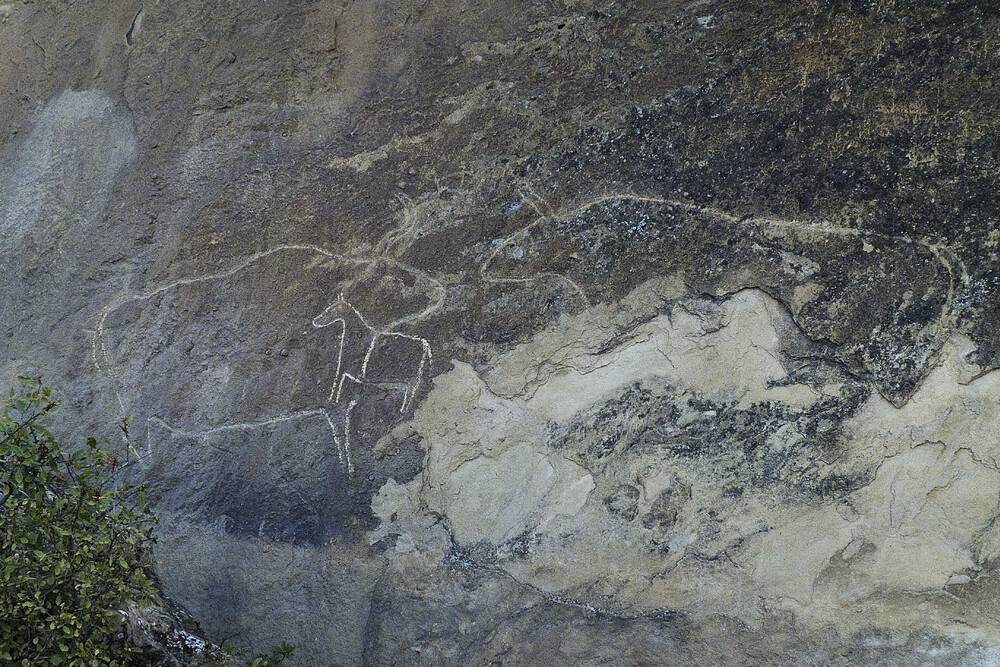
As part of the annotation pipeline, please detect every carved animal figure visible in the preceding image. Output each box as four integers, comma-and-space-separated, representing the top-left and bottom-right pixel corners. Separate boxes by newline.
93, 245, 436, 476
311, 293, 432, 414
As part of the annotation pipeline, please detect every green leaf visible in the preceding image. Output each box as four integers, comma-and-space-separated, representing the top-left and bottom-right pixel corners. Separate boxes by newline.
0, 383, 160, 663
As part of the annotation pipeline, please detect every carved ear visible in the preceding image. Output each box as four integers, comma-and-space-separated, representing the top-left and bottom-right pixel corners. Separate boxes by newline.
312, 306, 341, 328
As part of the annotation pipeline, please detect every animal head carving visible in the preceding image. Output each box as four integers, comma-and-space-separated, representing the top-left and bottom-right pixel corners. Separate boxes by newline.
312, 293, 354, 328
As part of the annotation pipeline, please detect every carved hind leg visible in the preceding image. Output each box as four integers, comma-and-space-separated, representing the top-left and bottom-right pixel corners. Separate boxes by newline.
361, 333, 433, 414
321, 407, 354, 476
402, 341, 432, 413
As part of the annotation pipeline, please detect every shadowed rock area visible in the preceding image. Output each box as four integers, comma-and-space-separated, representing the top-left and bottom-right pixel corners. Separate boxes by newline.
1, 0, 999, 664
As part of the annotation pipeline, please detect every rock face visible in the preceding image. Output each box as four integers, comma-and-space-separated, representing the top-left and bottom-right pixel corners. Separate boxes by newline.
119, 597, 229, 666
2, 0, 999, 664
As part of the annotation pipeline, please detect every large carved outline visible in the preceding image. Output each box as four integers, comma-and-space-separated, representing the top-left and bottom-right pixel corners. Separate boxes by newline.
92, 244, 442, 476
480, 192, 967, 368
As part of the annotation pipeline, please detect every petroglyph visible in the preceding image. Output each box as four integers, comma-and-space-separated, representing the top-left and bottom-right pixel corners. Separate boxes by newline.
92, 244, 438, 476
482, 192, 964, 330
311, 292, 432, 466
481, 192, 967, 403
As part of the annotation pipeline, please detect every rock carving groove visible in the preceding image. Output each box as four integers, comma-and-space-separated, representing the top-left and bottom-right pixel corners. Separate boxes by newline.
480, 192, 967, 402
91, 244, 440, 476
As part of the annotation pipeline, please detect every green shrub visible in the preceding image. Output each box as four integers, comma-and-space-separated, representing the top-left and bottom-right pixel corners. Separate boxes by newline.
247, 642, 295, 666
0, 378, 158, 665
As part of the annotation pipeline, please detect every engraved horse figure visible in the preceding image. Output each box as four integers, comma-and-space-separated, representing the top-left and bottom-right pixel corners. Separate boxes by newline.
309, 293, 432, 470
97, 266, 433, 478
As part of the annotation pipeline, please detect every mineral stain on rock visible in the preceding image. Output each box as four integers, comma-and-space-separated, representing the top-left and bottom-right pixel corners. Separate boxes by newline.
0, 90, 136, 249
1, 0, 999, 664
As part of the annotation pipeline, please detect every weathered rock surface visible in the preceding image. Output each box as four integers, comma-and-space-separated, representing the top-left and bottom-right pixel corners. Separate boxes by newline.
119, 595, 228, 666
2, 0, 999, 664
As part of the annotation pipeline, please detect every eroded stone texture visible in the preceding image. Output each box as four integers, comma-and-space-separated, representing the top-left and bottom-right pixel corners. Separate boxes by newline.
2, 0, 999, 664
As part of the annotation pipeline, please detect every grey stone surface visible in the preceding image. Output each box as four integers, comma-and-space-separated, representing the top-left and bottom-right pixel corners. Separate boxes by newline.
2, 0, 1000, 664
